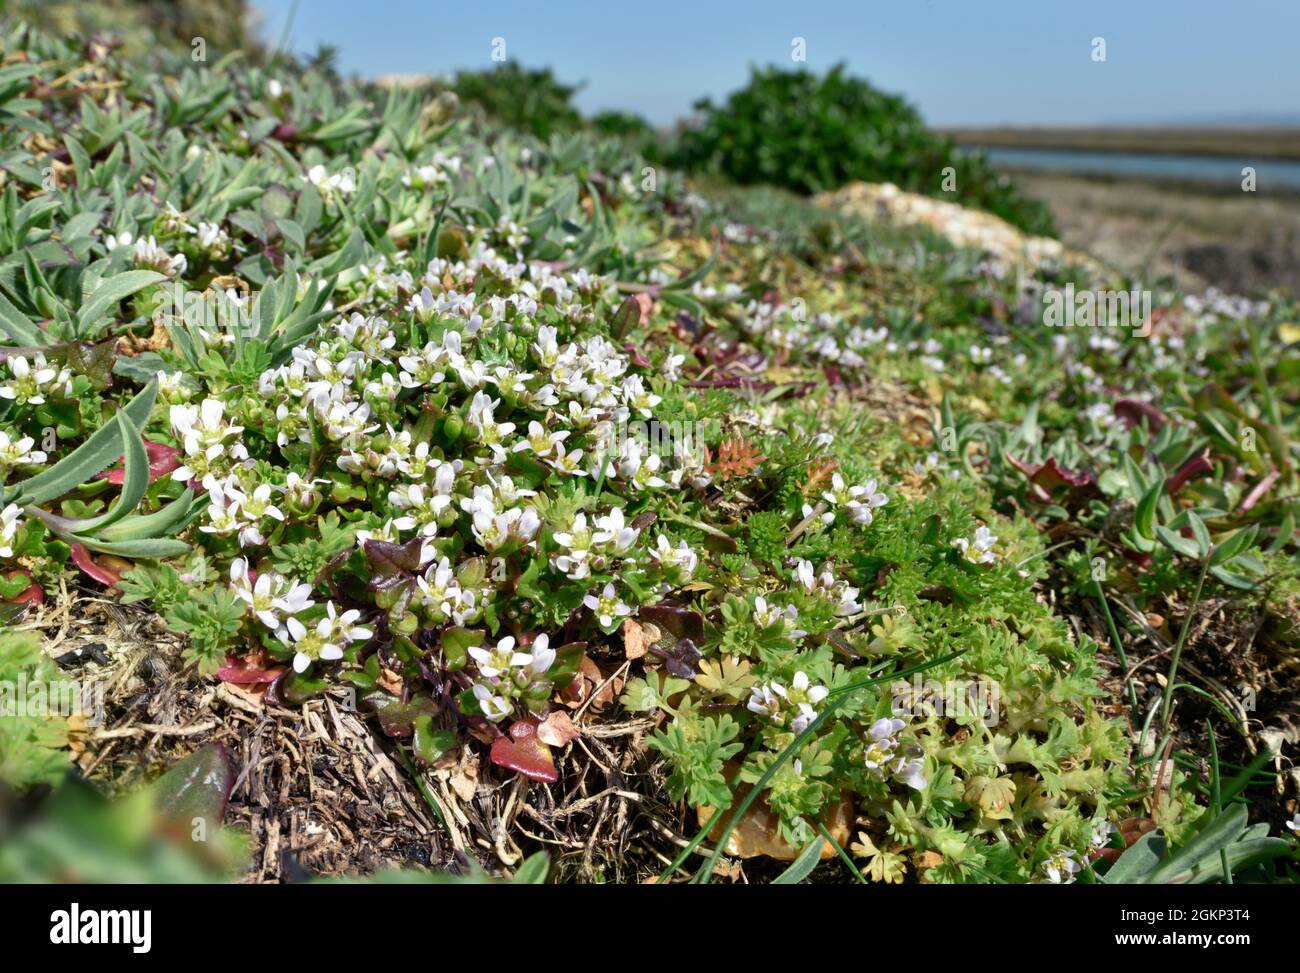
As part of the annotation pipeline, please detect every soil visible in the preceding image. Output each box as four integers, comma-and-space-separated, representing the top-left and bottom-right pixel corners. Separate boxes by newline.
1010, 171, 1300, 295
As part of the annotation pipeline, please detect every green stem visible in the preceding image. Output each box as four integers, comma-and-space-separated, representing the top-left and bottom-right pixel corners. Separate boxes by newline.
1093, 578, 1138, 721
1160, 558, 1211, 733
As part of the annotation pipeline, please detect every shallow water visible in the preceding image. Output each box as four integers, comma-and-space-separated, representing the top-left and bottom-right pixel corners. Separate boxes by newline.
961, 144, 1300, 190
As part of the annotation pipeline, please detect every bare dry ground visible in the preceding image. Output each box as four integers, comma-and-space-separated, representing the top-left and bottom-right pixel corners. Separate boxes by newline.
1008, 171, 1300, 295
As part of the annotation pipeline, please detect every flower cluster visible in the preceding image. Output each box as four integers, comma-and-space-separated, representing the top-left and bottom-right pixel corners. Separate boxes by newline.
469, 634, 557, 721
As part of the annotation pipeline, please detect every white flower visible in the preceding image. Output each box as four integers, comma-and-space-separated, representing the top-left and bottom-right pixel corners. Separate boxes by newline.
320, 601, 373, 645
892, 751, 927, 790
473, 683, 512, 722
753, 596, 801, 636
863, 717, 905, 774
0, 430, 46, 471
823, 473, 888, 526
621, 375, 661, 417
132, 235, 187, 276
0, 354, 70, 406
583, 582, 631, 627
547, 442, 587, 477
530, 633, 556, 675
649, 534, 698, 578
747, 683, 784, 722
1091, 820, 1118, 849
469, 635, 534, 679
513, 420, 570, 458
592, 507, 639, 555
748, 672, 828, 733
229, 557, 314, 635
284, 616, 343, 674
0, 503, 22, 558
1041, 848, 1081, 885
190, 221, 231, 255
465, 390, 515, 461
953, 525, 998, 564
170, 399, 246, 481
304, 164, 356, 201
1286, 812, 1300, 835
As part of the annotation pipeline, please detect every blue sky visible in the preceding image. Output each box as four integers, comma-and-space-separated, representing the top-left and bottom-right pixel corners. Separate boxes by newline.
251, 0, 1300, 127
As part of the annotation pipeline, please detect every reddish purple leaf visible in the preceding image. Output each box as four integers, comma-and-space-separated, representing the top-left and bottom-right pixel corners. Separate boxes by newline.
216, 654, 285, 685
1240, 468, 1280, 513
638, 603, 705, 644
1114, 399, 1167, 433
1005, 454, 1096, 502
490, 719, 558, 783
1167, 450, 1213, 496
70, 544, 123, 587
364, 536, 427, 592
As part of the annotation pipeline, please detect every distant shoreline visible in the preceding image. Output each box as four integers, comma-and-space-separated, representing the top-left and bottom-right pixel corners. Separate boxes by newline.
993, 164, 1300, 198
938, 127, 1300, 161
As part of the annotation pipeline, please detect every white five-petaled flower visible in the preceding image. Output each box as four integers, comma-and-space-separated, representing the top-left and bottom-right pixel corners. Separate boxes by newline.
953, 525, 998, 564
1041, 848, 1081, 885
284, 601, 372, 674
822, 473, 888, 526
468, 635, 533, 679
229, 558, 314, 636
583, 582, 631, 628
0, 353, 71, 406
747, 671, 828, 734
473, 683, 512, 722
0, 430, 46, 471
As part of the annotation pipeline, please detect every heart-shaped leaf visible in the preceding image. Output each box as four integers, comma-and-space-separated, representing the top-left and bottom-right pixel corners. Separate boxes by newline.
490, 719, 558, 782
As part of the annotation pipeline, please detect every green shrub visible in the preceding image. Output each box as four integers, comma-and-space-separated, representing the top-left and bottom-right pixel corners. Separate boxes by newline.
670, 63, 1056, 236
453, 63, 584, 141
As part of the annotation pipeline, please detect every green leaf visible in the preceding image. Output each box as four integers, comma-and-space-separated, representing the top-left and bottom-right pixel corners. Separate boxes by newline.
773, 838, 826, 884
1209, 526, 1259, 567
73, 536, 191, 558
1101, 831, 1167, 884
96, 490, 200, 542
1186, 511, 1212, 556
75, 270, 165, 337
1134, 476, 1165, 541
0, 289, 45, 346
13, 380, 158, 506
511, 851, 550, 884
1155, 525, 1201, 559
60, 412, 149, 533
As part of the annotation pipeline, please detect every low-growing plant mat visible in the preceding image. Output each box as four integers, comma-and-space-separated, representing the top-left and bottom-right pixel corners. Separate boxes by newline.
1, 13, 1298, 886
